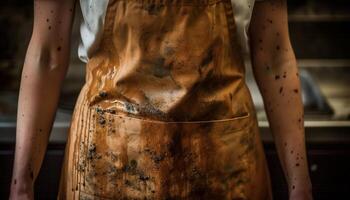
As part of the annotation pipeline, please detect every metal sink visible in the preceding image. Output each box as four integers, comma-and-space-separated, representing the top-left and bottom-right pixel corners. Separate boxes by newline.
299, 69, 333, 116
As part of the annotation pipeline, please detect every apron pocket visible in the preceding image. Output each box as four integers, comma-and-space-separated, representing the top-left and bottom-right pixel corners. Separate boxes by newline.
79, 105, 254, 199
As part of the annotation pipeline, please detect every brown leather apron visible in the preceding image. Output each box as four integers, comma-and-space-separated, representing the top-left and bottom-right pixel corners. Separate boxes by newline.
58, 0, 273, 199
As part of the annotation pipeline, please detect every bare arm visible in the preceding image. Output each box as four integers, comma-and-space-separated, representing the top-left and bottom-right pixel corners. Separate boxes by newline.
249, 0, 312, 199
10, 0, 76, 199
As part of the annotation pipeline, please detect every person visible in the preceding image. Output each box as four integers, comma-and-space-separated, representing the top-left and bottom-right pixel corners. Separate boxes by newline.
10, 0, 313, 199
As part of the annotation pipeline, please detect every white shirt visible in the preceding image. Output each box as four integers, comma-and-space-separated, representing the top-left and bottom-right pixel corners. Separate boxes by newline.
78, 0, 264, 63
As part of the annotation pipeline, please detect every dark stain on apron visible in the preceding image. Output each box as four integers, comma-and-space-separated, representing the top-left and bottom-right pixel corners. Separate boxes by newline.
57, 0, 274, 199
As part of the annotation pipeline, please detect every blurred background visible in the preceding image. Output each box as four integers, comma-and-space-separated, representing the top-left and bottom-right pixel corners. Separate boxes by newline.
0, 0, 349, 199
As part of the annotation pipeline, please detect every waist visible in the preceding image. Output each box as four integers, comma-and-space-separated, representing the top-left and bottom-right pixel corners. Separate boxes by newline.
83, 80, 252, 122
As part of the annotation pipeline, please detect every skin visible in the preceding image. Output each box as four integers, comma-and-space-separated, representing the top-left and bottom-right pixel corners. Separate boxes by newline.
9, 0, 76, 199
10, 0, 312, 199
250, 0, 313, 199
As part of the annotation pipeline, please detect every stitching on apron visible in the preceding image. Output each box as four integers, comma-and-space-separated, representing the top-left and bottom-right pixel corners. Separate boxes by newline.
222, 0, 236, 34
90, 105, 250, 124
88, 105, 252, 137
94, 0, 119, 55
222, 0, 246, 71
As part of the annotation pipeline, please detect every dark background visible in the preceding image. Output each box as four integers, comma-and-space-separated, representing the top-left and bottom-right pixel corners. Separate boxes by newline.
0, 0, 350, 199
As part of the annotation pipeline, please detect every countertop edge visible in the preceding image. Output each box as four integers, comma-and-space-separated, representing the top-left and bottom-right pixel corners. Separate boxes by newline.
0, 120, 349, 144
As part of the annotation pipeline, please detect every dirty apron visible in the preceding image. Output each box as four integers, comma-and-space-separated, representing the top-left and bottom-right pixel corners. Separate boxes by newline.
58, 0, 273, 199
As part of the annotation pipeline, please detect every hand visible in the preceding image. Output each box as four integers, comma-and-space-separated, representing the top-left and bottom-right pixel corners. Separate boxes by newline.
9, 180, 34, 200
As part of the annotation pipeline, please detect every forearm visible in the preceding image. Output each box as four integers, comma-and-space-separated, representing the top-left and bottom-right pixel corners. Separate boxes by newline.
9, 1, 76, 198
11, 44, 68, 190
253, 52, 312, 193
249, 0, 313, 198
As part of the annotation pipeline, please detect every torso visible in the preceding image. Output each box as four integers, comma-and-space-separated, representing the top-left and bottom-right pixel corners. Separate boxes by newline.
78, 0, 264, 63
58, 1, 273, 199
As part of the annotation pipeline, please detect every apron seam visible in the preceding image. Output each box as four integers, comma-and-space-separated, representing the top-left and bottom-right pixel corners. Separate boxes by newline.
89, 104, 251, 124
